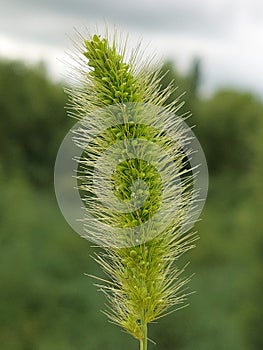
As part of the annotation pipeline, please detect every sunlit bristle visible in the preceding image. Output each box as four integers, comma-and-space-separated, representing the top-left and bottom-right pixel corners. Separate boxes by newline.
66, 28, 197, 344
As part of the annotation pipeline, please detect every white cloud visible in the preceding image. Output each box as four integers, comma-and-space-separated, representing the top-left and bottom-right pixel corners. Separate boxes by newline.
0, 33, 66, 81
0, 0, 263, 97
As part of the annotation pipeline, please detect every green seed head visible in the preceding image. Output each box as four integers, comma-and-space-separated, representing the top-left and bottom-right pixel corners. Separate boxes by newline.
66, 29, 201, 344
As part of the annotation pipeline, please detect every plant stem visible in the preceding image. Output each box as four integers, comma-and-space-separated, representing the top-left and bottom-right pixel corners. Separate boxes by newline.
140, 322, 147, 350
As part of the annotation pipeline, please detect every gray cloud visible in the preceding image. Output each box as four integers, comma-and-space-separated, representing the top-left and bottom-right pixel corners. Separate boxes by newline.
1, 0, 237, 45
1, 0, 263, 97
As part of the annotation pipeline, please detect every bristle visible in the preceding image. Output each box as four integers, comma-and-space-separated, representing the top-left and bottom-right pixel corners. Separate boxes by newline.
66, 29, 198, 344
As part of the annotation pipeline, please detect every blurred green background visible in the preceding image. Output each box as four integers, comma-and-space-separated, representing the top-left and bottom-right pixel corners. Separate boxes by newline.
0, 57, 263, 350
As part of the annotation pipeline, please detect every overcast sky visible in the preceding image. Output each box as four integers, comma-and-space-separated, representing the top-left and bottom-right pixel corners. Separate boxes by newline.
1, 0, 263, 97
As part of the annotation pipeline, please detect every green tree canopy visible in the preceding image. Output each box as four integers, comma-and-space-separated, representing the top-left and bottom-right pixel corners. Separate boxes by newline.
0, 60, 70, 188
194, 89, 263, 175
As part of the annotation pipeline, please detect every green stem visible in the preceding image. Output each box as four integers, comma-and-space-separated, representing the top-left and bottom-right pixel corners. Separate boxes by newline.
140, 322, 147, 350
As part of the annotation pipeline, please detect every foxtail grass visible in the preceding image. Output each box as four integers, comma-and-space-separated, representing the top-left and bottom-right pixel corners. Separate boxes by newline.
66, 30, 198, 349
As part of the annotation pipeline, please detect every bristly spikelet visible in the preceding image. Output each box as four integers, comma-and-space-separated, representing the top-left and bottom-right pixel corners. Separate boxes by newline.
83, 34, 141, 105
66, 31, 198, 348
66, 31, 183, 118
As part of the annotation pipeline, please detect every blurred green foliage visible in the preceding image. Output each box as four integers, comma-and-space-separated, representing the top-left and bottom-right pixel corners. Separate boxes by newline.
0, 58, 263, 349
0, 60, 71, 188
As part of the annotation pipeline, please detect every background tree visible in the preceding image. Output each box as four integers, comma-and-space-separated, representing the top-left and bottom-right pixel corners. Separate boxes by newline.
1, 58, 263, 349
194, 90, 263, 176
0, 60, 70, 188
